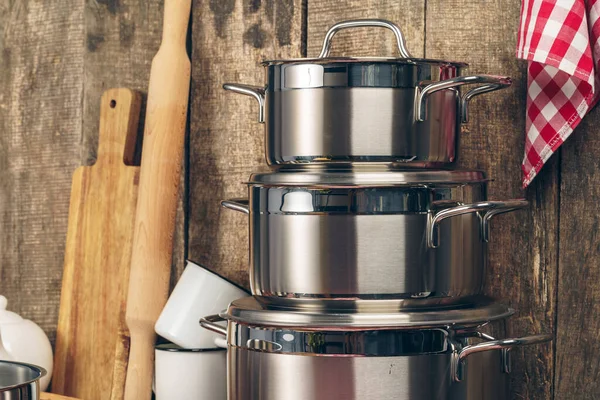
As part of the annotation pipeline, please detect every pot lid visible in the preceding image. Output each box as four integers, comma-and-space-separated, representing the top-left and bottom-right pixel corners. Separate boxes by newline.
261, 19, 467, 90
247, 168, 487, 187
0, 296, 23, 324
222, 296, 514, 330
262, 57, 467, 67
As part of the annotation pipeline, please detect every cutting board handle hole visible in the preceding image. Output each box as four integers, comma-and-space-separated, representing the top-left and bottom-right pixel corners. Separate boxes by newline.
110, 100, 117, 108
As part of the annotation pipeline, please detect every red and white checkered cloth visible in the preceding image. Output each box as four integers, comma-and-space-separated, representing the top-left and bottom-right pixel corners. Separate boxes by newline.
517, 0, 600, 187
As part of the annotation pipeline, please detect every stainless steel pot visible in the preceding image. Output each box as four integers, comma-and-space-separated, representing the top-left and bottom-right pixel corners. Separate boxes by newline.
200, 297, 552, 400
224, 19, 512, 167
0, 361, 45, 399
222, 169, 527, 301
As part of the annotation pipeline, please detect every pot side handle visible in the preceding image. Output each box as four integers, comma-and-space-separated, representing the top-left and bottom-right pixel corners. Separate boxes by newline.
318, 19, 412, 58
223, 84, 266, 123
428, 199, 528, 248
416, 74, 512, 122
454, 333, 552, 382
199, 314, 227, 337
481, 199, 529, 242
221, 199, 250, 214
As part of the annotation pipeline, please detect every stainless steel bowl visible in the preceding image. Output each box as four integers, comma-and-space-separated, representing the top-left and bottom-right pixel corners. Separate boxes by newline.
0, 361, 46, 400
200, 297, 552, 400
224, 19, 511, 167
222, 169, 527, 302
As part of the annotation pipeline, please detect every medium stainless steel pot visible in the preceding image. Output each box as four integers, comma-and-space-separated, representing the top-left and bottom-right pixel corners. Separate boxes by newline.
200, 297, 552, 400
0, 361, 45, 399
224, 19, 512, 167
222, 169, 527, 301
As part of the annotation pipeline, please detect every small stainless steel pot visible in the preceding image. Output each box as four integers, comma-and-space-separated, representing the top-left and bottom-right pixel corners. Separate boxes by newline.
0, 361, 45, 399
200, 297, 552, 400
224, 19, 511, 167
222, 169, 527, 301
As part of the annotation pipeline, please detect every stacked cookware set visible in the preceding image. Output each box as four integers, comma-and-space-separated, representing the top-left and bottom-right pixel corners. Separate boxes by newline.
201, 19, 551, 400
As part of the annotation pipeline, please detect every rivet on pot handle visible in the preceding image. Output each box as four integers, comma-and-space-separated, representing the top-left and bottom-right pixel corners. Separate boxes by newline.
416, 75, 512, 122
318, 19, 412, 58
453, 333, 552, 382
223, 84, 266, 123
200, 314, 227, 337
221, 199, 250, 214
428, 199, 528, 248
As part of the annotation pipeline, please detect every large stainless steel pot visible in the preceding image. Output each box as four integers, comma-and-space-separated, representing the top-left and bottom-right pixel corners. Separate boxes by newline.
0, 361, 45, 399
224, 19, 512, 167
222, 169, 527, 301
200, 297, 552, 400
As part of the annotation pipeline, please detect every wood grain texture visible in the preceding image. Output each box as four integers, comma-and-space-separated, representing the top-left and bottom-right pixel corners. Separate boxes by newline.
3, 1, 600, 399
124, 2, 191, 399
0, 0, 84, 345
52, 89, 141, 400
41, 393, 80, 400
188, 0, 305, 287
307, 0, 425, 58
425, 1, 558, 399
82, 0, 188, 286
555, 106, 600, 400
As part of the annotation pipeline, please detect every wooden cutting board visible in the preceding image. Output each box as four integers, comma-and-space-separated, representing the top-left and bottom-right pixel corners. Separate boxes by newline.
42, 393, 80, 400
52, 88, 142, 400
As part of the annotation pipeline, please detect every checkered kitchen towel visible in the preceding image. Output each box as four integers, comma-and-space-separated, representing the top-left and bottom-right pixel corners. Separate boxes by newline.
517, 0, 600, 187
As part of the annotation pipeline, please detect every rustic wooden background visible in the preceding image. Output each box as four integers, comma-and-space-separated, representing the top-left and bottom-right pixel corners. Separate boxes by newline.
0, 0, 598, 398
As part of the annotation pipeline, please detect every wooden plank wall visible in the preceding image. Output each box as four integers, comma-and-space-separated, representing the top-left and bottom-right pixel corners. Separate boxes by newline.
423, 2, 558, 398
0, 0, 598, 398
0, 1, 84, 344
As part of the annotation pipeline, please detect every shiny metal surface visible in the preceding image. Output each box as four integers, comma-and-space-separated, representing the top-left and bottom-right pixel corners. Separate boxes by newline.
0, 361, 45, 399
222, 83, 265, 123
455, 334, 553, 381
227, 81, 509, 166
428, 199, 529, 248
265, 87, 459, 166
415, 75, 512, 122
249, 212, 484, 298
248, 168, 487, 186
318, 19, 413, 58
200, 304, 552, 399
252, 294, 496, 312
214, 297, 513, 329
222, 179, 528, 300
224, 19, 511, 166
227, 346, 507, 400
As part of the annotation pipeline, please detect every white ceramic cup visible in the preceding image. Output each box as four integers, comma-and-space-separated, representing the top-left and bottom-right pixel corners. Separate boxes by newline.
155, 343, 226, 400
155, 260, 247, 349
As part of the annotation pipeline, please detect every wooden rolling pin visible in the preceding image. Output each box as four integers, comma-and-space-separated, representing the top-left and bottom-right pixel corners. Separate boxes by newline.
123, 1, 192, 399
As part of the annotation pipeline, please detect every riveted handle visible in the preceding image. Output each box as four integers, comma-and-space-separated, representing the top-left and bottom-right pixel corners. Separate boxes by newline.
223, 84, 266, 123
427, 199, 528, 248
454, 333, 552, 382
481, 200, 528, 242
200, 314, 228, 337
415, 75, 512, 122
221, 199, 250, 214
318, 19, 412, 58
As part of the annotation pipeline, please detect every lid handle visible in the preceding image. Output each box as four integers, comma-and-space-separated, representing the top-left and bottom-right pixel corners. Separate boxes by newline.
318, 19, 412, 59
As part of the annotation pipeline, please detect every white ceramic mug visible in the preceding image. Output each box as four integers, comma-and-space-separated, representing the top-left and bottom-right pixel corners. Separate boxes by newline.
155, 260, 248, 349
155, 343, 226, 400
